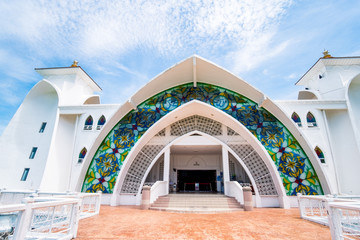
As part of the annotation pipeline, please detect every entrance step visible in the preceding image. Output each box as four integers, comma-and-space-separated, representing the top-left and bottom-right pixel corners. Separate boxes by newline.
150, 193, 243, 213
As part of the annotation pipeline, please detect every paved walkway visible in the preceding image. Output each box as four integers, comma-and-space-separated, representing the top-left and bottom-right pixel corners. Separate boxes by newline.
76, 206, 331, 240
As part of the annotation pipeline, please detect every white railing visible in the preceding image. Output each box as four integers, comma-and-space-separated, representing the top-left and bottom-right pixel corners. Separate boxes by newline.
0, 191, 102, 239
78, 192, 102, 219
150, 181, 168, 204
0, 190, 75, 205
298, 194, 360, 240
328, 202, 360, 240
0, 189, 102, 219
297, 195, 330, 225
0, 197, 80, 240
0, 190, 35, 205
24, 198, 81, 240
0, 204, 25, 239
35, 192, 102, 219
225, 181, 244, 205
297, 194, 358, 226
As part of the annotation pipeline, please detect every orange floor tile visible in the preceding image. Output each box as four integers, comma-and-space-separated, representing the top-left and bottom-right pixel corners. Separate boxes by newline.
76, 205, 330, 240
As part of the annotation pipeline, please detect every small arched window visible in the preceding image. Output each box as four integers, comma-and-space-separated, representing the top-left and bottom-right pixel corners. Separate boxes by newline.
315, 146, 325, 164
84, 115, 93, 130
307, 112, 317, 127
291, 112, 302, 127
78, 147, 87, 164
96, 115, 106, 130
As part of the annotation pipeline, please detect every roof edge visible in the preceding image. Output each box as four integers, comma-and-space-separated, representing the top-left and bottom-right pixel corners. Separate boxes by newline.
35, 66, 102, 91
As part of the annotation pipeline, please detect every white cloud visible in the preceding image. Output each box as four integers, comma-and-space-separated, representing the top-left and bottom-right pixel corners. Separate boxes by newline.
287, 73, 297, 79
0, 0, 292, 60
228, 32, 290, 74
0, 0, 294, 133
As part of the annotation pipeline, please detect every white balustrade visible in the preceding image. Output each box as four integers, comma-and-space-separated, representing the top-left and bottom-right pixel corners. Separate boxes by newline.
328, 202, 360, 240
225, 181, 244, 205
0, 204, 25, 239
298, 194, 360, 239
297, 194, 330, 225
0, 198, 80, 240
0, 190, 35, 205
0, 190, 102, 239
77, 192, 102, 219
150, 181, 168, 204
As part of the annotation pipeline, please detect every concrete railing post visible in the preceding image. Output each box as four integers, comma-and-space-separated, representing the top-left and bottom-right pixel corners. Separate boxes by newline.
141, 186, 151, 210
70, 199, 82, 238
96, 191, 102, 214
297, 193, 305, 218
14, 197, 35, 239
243, 187, 253, 211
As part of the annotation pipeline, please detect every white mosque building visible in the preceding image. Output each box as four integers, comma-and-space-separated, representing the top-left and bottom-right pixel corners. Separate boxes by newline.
1, 53, 359, 208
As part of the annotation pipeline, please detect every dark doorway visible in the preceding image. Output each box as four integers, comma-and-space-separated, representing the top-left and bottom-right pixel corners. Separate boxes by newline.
177, 170, 217, 192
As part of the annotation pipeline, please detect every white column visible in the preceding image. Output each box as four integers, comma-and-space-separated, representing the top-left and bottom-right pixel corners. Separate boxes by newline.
163, 148, 170, 194
222, 146, 230, 195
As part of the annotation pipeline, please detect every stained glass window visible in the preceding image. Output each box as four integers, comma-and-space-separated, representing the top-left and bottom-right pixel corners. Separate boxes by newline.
84, 115, 93, 130
315, 146, 325, 163
78, 147, 87, 164
291, 112, 302, 127
97, 115, 106, 130
307, 112, 317, 127
82, 83, 324, 196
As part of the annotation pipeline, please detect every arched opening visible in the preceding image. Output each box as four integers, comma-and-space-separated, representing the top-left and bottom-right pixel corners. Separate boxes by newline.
97, 115, 106, 130
144, 135, 254, 193
80, 82, 327, 206
306, 112, 317, 127
298, 90, 319, 100
84, 115, 93, 130
83, 96, 100, 104
314, 146, 325, 164
291, 112, 302, 127
78, 147, 87, 164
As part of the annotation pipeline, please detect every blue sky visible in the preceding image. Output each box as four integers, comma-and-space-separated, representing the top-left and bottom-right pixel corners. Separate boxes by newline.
0, 0, 359, 135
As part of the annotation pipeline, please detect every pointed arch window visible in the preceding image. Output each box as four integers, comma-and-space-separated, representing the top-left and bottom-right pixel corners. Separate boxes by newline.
291, 112, 302, 127
96, 115, 106, 130
78, 147, 87, 164
315, 146, 325, 164
307, 112, 317, 127
84, 115, 93, 130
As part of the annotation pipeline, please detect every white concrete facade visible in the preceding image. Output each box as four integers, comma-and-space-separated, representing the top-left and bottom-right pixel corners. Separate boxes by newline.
1, 55, 360, 207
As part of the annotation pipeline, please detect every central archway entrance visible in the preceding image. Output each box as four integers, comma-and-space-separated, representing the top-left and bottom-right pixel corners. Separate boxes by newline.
112, 102, 288, 207
139, 128, 277, 207
170, 143, 222, 193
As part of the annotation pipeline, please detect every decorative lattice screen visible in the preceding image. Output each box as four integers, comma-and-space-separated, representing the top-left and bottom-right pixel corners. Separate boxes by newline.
121, 145, 164, 193
229, 144, 278, 195
170, 115, 222, 136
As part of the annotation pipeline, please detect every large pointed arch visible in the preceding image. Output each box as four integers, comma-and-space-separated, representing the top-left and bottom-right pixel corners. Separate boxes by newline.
80, 82, 327, 197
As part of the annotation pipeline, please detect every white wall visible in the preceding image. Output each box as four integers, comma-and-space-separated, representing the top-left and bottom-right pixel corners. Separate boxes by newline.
40, 115, 76, 191
0, 81, 58, 190
69, 105, 119, 191
326, 110, 360, 194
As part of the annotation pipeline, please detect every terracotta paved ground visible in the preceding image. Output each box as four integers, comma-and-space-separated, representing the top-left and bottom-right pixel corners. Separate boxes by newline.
76, 206, 330, 240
